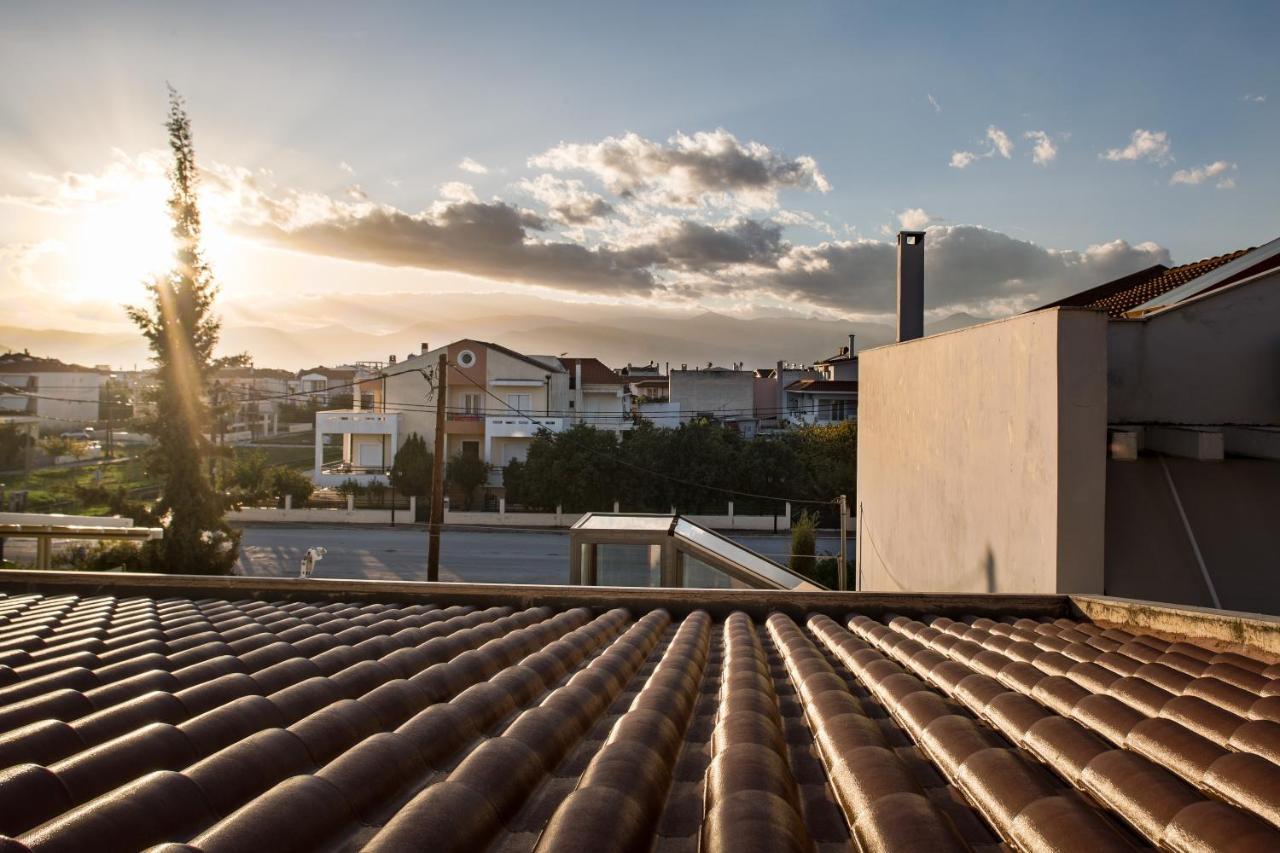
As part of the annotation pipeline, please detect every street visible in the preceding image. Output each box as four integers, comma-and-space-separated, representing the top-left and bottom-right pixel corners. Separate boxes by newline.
233, 524, 843, 584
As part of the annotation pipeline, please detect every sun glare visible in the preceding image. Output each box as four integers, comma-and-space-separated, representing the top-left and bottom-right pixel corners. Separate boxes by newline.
61, 180, 176, 303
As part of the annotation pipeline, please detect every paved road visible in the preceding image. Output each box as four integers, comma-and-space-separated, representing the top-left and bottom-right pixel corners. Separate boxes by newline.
233, 524, 842, 584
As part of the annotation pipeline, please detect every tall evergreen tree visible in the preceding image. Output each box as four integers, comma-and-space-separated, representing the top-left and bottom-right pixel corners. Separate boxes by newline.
126, 86, 239, 574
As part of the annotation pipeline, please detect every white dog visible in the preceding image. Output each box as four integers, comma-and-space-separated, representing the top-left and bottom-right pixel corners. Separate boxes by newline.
299, 546, 327, 579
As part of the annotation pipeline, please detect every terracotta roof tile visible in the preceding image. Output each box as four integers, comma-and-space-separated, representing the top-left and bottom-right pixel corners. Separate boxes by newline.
2, 585, 1280, 850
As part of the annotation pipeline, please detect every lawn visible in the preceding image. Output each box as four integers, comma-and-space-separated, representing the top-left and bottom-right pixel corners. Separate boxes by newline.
1, 441, 339, 516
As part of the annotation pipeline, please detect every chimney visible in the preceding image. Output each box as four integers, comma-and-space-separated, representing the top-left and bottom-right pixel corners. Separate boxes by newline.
896, 231, 925, 342
420, 342, 430, 354
848, 334, 856, 356
388, 354, 397, 364
776, 360, 785, 420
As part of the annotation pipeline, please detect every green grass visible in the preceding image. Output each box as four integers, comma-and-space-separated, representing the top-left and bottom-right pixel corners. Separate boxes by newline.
2, 443, 338, 515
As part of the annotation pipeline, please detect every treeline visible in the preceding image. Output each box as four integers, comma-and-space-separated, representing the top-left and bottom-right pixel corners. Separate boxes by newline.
503, 420, 855, 522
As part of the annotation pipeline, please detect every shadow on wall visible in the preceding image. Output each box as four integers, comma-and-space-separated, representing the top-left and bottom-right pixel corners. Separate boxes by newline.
983, 545, 996, 593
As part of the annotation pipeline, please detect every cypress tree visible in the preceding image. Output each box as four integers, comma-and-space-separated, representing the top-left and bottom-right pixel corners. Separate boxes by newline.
126, 86, 239, 574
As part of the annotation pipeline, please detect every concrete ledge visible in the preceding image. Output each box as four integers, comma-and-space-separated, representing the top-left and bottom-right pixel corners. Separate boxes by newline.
1224, 426, 1280, 461
1145, 426, 1225, 461
0, 569, 1067, 621
1071, 594, 1280, 659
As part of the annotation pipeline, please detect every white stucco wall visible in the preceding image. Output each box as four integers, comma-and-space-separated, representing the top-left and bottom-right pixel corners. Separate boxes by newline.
0, 371, 101, 425
855, 308, 1107, 594
1107, 268, 1280, 425
669, 369, 754, 423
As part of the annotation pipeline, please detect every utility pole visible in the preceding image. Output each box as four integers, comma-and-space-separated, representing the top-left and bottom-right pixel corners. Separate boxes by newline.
427, 353, 447, 581
838, 494, 848, 591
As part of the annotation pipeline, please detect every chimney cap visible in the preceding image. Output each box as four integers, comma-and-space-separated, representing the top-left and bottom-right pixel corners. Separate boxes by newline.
898, 230, 926, 244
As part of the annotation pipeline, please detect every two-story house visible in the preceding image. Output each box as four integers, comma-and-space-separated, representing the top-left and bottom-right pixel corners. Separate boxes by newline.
560, 357, 630, 432
0, 352, 104, 427
322, 340, 568, 487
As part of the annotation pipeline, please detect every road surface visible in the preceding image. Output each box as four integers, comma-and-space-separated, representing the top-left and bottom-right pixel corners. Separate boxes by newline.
232, 524, 843, 584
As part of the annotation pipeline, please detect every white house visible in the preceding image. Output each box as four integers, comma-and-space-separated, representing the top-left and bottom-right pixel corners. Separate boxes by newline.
0, 352, 103, 427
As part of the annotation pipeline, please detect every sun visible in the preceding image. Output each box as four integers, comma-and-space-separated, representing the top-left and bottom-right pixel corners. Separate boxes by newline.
60, 179, 177, 303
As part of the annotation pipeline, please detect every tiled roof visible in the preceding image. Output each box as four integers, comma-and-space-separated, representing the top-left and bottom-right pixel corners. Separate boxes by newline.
559, 358, 628, 386
786, 379, 860, 393
1038, 252, 1256, 318
2, 582, 1280, 851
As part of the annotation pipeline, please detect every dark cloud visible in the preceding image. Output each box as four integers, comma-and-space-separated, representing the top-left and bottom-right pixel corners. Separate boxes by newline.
742, 226, 1171, 315
253, 201, 657, 294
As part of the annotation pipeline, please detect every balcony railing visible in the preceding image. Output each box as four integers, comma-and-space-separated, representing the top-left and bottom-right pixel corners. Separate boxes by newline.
486, 415, 564, 437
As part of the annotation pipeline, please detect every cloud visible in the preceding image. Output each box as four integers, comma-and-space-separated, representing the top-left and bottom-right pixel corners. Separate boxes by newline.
897, 208, 936, 231
714, 226, 1170, 317
517, 174, 614, 225
1103, 129, 1173, 165
530, 129, 829, 209
458, 157, 489, 175
1024, 131, 1058, 166
1170, 160, 1237, 188
338, 162, 355, 175
1241, 94, 1267, 103
927, 94, 941, 113
438, 181, 479, 202
253, 199, 659, 295
345, 185, 368, 201
986, 126, 1014, 159
949, 125, 1013, 168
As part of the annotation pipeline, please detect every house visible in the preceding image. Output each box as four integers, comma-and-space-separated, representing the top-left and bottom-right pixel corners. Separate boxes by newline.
323, 339, 569, 489
0, 351, 103, 426
667, 363, 754, 426
814, 334, 860, 381
296, 365, 358, 405
856, 231, 1280, 609
618, 362, 669, 401
782, 378, 858, 426
212, 366, 294, 438
559, 357, 631, 432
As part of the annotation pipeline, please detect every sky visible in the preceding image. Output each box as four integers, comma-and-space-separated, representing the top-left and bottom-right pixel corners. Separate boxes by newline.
2, 1, 1278, 352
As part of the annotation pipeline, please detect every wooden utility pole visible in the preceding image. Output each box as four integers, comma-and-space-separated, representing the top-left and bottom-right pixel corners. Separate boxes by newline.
427, 353, 447, 581
838, 494, 848, 591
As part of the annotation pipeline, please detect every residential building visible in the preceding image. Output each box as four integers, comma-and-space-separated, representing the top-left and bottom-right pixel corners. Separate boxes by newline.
212, 366, 293, 438
296, 365, 358, 405
857, 232, 1280, 609
668, 363, 754, 426
619, 362, 669, 401
317, 338, 568, 484
814, 334, 859, 381
0, 352, 103, 426
782, 378, 859, 426
559, 357, 631, 432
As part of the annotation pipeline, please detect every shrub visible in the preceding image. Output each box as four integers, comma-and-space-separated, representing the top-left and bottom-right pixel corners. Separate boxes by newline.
336, 478, 365, 498
268, 465, 314, 507
789, 510, 817, 579
53, 541, 148, 572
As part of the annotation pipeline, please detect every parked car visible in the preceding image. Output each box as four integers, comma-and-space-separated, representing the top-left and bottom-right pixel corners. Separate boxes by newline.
59, 428, 96, 441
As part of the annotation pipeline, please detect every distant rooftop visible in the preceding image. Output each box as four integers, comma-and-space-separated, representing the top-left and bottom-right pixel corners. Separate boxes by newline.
0, 352, 101, 374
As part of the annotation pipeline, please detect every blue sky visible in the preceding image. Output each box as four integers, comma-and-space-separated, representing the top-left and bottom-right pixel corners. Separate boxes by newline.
2, 1, 1277, 335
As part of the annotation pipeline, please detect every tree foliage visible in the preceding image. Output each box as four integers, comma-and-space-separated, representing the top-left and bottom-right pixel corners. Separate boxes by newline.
446, 454, 490, 510
388, 433, 432, 497
505, 420, 855, 521
125, 87, 239, 575
0, 425, 32, 470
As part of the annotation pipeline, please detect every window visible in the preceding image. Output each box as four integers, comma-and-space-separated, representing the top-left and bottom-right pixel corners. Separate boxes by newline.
457, 349, 477, 368
507, 393, 532, 414
461, 440, 480, 461
463, 393, 482, 415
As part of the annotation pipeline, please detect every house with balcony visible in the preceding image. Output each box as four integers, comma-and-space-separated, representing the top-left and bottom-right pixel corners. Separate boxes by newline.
560, 357, 631, 432
382, 340, 569, 488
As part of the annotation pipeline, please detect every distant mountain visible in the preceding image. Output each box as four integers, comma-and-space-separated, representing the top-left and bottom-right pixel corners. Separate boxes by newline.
0, 310, 989, 373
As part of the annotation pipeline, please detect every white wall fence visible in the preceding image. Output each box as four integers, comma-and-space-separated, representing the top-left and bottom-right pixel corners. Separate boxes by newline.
226, 498, 796, 530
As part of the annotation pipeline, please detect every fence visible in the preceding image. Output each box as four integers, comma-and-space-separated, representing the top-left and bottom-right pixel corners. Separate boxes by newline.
226, 498, 798, 531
